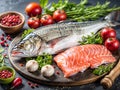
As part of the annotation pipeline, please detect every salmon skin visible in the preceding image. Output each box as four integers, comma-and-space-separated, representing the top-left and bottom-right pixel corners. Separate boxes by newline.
54, 44, 116, 78
11, 21, 110, 57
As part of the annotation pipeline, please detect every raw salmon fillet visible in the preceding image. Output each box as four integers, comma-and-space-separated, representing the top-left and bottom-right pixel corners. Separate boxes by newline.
54, 44, 116, 78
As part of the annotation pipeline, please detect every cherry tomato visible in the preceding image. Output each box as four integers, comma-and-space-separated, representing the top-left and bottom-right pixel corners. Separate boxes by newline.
25, 2, 42, 17
53, 9, 67, 22
105, 38, 120, 51
27, 17, 41, 29
100, 27, 116, 41
40, 14, 54, 26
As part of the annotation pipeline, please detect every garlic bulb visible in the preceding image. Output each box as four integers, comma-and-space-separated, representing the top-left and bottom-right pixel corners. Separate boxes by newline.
26, 60, 39, 72
41, 65, 55, 77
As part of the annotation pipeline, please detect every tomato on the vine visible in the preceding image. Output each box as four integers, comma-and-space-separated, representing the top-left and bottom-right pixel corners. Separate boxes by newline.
100, 27, 116, 41
27, 17, 41, 29
40, 14, 54, 26
25, 2, 42, 17
53, 9, 67, 22
104, 38, 120, 51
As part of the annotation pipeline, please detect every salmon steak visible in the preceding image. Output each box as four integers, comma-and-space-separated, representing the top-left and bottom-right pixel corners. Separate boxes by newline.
54, 44, 116, 78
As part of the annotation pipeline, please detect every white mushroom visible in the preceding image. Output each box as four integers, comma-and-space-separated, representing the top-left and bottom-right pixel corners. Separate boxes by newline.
26, 60, 39, 72
41, 65, 55, 77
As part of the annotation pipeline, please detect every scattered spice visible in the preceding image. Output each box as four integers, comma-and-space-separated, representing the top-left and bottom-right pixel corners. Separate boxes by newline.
34, 83, 39, 88
0, 14, 22, 26
19, 63, 24, 67
52, 65, 56, 68
6, 37, 12, 41
30, 84, 35, 88
0, 41, 5, 46
1, 34, 4, 36
4, 40, 7, 43
27, 81, 32, 85
27, 81, 39, 89
0, 36, 4, 41
56, 71, 60, 75
0, 33, 12, 47
5, 44, 9, 47
3, 53, 7, 58
0, 70, 13, 78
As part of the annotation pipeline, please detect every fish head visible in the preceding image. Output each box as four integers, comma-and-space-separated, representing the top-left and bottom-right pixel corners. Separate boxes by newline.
105, 11, 120, 26
11, 33, 42, 57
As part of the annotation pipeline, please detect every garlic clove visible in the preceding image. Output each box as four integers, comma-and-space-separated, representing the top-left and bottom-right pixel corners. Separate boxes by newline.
26, 60, 39, 72
41, 65, 55, 77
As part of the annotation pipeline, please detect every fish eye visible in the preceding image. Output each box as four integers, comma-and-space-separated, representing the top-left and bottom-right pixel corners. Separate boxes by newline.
24, 43, 31, 50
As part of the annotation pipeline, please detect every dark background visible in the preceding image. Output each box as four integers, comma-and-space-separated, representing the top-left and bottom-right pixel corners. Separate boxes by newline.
0, 0, 120, 90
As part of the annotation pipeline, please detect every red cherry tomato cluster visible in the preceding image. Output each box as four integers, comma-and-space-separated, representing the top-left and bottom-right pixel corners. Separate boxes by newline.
25, 2, 42, 29
0, 70, 13, 79
40, 9, 67, 25
0, 14, 22, 26
100, 27, 120, 51
25, 2, 67, 29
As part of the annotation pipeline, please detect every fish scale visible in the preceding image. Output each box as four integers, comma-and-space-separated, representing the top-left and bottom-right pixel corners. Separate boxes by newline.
33, 21, 108, 42
34, 22, 82, 41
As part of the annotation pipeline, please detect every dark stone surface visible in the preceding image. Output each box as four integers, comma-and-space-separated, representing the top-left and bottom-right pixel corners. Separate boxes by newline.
0, 0, 120, 90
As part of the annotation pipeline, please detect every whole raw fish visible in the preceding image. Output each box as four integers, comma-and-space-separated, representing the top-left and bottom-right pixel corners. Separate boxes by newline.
11, 11, 120, 57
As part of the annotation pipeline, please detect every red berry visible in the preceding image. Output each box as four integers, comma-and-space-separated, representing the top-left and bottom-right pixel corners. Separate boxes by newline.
5, 44, 9, 47
30, 84, 35, 88
56, 71, 60, 75
2, 33, 4, 36
0, 70, 12, 79
0, 41, 5, 46
27, 81, 32, 85
0, 14, 22, 26
7, 36, 12, 40
3, 53, 7, 57
0, 36, 4, 41
4, 40, 7, 43
34, 83, 39, 87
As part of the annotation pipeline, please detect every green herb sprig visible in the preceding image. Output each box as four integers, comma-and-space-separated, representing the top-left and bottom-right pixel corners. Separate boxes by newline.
44, 0, 120, 22
79, 32, 103, 45
0, 47, 4, 67
21, 29, 34, 39
39, 0, 48, 9
93, 63, 114, 75
36, 53, 52, 69
0, 54, 4, 67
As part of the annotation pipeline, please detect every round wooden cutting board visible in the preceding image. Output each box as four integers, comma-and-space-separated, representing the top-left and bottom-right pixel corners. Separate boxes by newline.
8, 34, 120, 86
